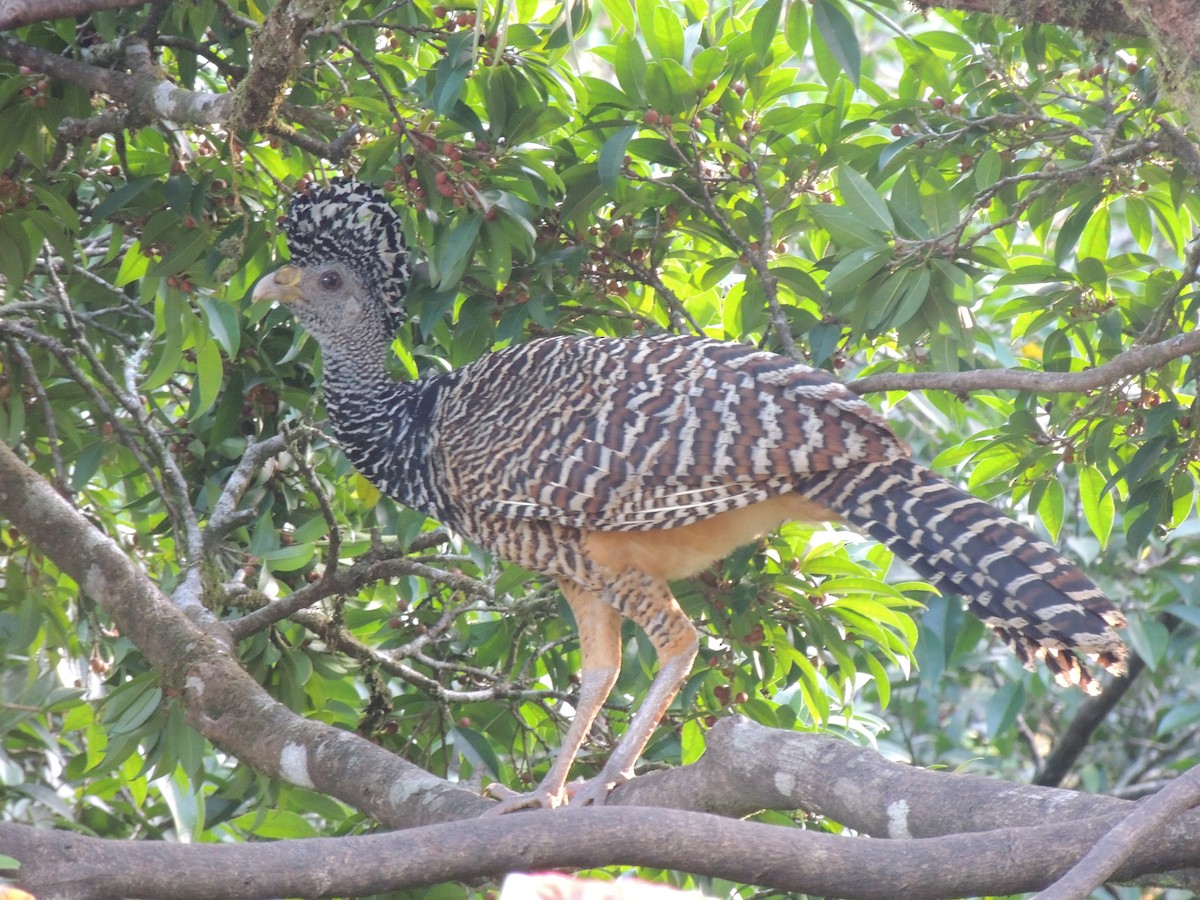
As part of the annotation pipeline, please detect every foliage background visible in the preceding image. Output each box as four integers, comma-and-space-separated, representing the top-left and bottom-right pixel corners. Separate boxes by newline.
0, 0, 1199, 896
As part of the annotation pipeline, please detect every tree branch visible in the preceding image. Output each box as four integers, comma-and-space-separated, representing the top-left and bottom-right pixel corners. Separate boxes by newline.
908, 0, 1141, 38
6, 719, 1200, 900
1036, 653, 1145, 788
0, 440, 487, 829
0, 436, 1195, 899
0, 0, 149, 30
848, 326, 1200, 395
0, 36, 234, 127
1034, 765, 1200, 900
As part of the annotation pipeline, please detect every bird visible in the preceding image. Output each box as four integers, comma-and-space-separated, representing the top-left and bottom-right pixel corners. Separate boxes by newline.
252, 177, 1128, 812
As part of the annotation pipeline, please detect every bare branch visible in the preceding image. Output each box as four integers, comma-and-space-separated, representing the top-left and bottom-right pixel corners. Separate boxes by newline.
6, 719, 1200, 900
1034, 765, 1200, 900
908, 0, 1142, 38
204, 433, 294, 551
0, 439, 487, 829
848, 326, 1200, 395
265, 121, 363, 161
0, 0, 149, 30
227, 542, 493, 640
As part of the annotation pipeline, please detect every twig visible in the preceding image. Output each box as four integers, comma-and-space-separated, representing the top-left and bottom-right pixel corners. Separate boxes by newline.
4, 340, 68, 494
291, 430, 342, 572
227, 539, 485, 640
264, 121, 362, 161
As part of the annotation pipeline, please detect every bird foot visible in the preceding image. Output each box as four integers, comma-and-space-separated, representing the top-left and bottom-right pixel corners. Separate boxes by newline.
562, 771, 630, 808
482, 770, 632, 813
482, 782, 566, 815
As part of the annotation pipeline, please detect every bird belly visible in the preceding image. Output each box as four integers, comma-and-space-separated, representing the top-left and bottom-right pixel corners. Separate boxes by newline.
583, 493, 835, 581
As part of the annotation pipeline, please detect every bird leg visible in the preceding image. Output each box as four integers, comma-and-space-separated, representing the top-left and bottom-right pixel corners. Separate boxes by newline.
485, 579, 622, 814
565, 573, 698, 808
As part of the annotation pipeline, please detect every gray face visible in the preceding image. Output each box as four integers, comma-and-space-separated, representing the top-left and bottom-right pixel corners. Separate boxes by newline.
252, 258, 393, 355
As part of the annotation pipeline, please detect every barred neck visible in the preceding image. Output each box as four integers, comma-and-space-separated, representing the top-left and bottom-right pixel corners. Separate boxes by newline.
321, 350, 446, 517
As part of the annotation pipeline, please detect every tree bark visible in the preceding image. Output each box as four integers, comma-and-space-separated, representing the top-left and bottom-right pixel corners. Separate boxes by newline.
5, 720, 1200, 900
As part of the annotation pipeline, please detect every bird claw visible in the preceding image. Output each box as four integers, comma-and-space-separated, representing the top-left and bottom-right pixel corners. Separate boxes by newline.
482, 782, 566, 815
563, 770, 630, 808
482, 771, 630, 813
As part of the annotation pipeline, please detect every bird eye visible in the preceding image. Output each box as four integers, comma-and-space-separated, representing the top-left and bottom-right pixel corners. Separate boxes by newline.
319, 270, 342, 291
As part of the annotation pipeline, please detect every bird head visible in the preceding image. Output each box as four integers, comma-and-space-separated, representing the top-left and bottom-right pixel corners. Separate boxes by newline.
253, 178, 411, 348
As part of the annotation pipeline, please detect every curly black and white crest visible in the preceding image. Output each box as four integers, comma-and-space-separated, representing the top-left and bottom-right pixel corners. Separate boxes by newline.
283, 178, 411, 332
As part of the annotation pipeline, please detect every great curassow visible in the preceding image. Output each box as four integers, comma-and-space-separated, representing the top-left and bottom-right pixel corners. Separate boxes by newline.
253, 178, 1127, 812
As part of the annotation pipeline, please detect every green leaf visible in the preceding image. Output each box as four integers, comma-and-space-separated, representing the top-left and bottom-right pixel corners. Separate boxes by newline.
1037, 476, 1064, 542
1054, 193, 1101, 266
751, 0, 783, 62
71, 442, 105, 491
191, 335, 223, 419
808, 320, 841, 365
1112, 434, 1169, 495
92, 177, 156, 221
691, 46, 727, 90
599, 125, 637, 190
644, 59, 695, 115
198, 294, 241, 357
150, 227, 209, 278
264, 543, 316, 573
0, 219, 33, 287
451, 724, 503, 779
613, 34, 647, 102
812, 0, 860, 87
598, 0, 635, 34
1125, 615, 1169, 672
431, 213, 483, 289
103, 679, 163, 735
825, 247, 888, 294
1158, 701, 1200, 737
450, 295, 496, 366
785, 1, 809, 56
230, 809, 318, 839
1078, 465, 1114, 548
974, 149, 1002, 191
430, 37, 474, 114
810, 206, 887, 250
647, 6, 684, 62
837, 167, 894, 233
985, 681, 1025, 737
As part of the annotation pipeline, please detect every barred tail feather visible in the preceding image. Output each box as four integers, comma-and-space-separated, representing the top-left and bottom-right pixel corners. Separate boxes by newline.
798, 458, 1127, 694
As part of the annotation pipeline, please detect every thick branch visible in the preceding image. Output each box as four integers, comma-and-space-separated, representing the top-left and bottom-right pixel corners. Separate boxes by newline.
0, 441, 486, 829
4, 421, 1197, 899
7, 721, 1200, 900
848, 326, 1200, 395
0, 37, 233, 126
0, 446, 1196, 900
908, 0, 1141, 38
230, 0, 333, 132
0, 0, 149, 30
1035, 765, 1200, 900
